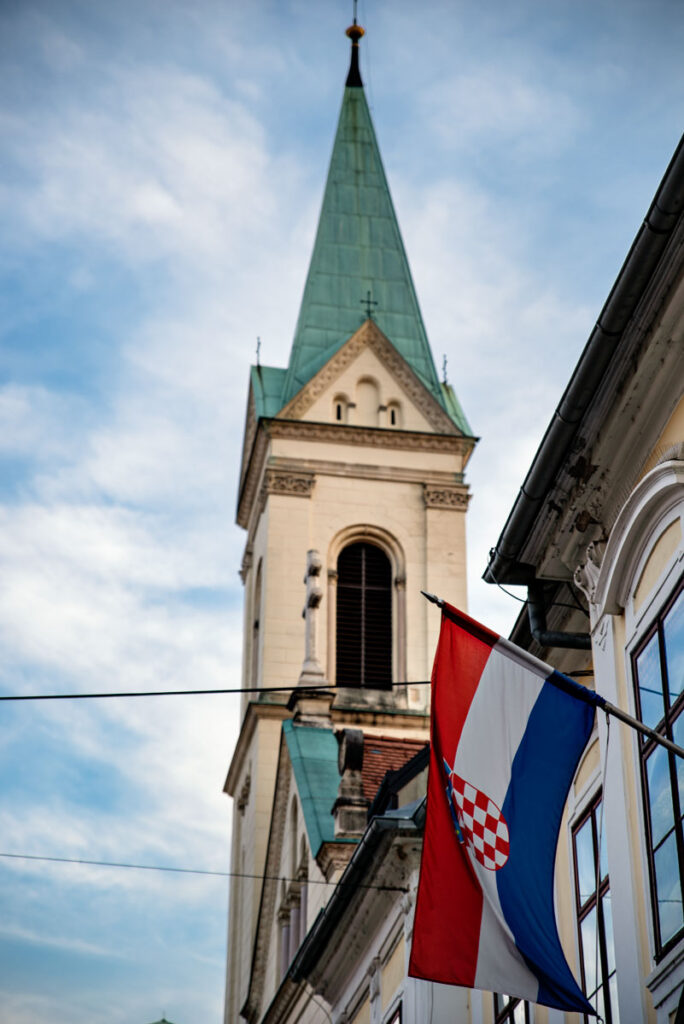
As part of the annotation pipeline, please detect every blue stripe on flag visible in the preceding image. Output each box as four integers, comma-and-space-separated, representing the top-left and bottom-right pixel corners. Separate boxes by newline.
497, 675, 596, 1014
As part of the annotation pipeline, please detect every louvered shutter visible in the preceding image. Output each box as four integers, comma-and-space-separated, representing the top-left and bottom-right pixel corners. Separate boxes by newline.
336, 542, 392, 689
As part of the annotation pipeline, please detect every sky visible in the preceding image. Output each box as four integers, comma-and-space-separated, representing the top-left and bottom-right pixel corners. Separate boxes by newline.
0, 1, 682, 1022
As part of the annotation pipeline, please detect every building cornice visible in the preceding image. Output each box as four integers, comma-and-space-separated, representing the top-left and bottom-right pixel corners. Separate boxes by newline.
223, 699, 291, 796
268, 454, 465, 488
236, 417, 475, 530
269, 418, 474, 452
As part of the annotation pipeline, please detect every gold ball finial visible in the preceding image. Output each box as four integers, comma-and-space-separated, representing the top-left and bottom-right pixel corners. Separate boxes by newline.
346, 23, 365, 44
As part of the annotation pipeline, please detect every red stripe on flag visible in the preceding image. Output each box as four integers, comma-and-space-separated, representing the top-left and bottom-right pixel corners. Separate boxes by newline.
409, 605, 497, 985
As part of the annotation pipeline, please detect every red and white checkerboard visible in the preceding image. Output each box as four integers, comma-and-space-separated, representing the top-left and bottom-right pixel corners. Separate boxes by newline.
448, 772, 510, 871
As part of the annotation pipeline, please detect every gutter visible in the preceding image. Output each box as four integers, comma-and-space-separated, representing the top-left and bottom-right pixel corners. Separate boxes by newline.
484, 133, 684, 588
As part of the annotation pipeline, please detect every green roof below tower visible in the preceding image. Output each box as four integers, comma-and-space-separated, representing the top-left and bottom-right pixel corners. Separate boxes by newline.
283, 720, 341, 857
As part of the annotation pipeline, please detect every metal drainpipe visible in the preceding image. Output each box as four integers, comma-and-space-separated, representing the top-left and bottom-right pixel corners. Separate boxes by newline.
527, 582, 591, 650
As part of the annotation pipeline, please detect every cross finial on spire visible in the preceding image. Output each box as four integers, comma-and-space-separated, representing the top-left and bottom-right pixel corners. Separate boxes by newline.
442, 354, 448, 384
256, 336, 261, 367
361, 289, 378, 320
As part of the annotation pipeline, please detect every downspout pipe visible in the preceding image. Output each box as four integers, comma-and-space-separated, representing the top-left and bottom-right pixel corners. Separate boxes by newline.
527, 582, 591, 650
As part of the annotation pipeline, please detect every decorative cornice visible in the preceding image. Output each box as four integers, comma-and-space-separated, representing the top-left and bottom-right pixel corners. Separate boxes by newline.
593, 459, 684, 616
315, 840, 357, 882
236, 415, 475, 531
423, 485, 470, 510
239, 544, 254, 584
269, 454, 466, 487
279, 319, 462, 435
257, 469, 316, 520
269, 418, 474, 453
237, 424, 269, 530
239, 387, 258, 491
224, 699, 291, 795
573, 539, 606, 603
236, 773, 251, 815
262, 468, 316, 498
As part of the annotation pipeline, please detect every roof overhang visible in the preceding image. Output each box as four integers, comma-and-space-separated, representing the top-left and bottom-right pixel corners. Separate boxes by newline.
485, 134, 684, 587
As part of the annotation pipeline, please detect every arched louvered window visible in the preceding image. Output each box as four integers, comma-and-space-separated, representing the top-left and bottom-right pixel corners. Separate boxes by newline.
336, 542, 392, 689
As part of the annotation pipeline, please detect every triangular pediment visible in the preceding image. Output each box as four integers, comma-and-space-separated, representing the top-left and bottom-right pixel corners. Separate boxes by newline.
278, 319, 462, 435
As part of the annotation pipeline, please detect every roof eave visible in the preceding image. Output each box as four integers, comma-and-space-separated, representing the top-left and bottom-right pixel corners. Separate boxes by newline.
484, 133, 684, 587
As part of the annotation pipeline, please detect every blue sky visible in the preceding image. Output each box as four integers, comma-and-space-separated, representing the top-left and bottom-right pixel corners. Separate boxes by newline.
0, 1, 682, 1022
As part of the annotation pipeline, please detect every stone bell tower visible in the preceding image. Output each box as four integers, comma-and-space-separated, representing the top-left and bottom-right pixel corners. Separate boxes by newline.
223, 19, 476, 1023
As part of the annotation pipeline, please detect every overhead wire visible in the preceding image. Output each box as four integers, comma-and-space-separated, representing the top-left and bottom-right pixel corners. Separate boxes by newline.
0, 852, 408, 892
0, 681, 431, 702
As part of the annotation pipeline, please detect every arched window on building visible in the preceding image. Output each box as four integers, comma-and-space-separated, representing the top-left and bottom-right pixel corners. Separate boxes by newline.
336, 541, 392, 689
387, 400, 402, 428
333, 393, 349, 423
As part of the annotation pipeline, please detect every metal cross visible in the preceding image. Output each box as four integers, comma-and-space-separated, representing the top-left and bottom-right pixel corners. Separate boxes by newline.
361, 289, 378, 320
256, 336, 261, 366
442, 354, 448, 384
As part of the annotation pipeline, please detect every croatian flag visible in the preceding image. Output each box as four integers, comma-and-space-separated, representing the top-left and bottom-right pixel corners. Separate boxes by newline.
409, 603, 600, 1013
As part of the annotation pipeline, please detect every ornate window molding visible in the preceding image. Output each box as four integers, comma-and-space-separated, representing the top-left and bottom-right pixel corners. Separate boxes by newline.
592, 459, 684, 623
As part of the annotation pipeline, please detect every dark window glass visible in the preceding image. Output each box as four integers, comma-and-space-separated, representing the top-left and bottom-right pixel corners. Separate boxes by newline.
336, 542, 392, 689
633, 576, 684, 957
494, 993, 529, 1024
572, 794, 619, 1023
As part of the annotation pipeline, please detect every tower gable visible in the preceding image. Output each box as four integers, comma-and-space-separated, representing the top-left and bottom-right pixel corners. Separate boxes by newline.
279, 318, 466, 435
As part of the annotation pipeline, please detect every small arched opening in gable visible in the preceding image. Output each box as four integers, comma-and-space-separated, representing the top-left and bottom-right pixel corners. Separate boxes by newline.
333, 393, 349, 424
355, 377, 380, 426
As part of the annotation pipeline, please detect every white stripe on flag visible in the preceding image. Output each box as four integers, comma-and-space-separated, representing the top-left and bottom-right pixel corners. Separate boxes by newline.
452, 642, 546, 1000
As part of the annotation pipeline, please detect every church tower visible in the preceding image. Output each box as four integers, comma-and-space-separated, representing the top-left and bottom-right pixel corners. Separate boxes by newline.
223, 21, 476, 1023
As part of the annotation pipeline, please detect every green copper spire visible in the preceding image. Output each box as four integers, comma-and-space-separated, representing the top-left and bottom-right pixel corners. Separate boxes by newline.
280, 22, 466, 429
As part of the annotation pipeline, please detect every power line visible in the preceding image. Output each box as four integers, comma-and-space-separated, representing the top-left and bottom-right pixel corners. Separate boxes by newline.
0, 851, 407, 892
0, 681, 431, 702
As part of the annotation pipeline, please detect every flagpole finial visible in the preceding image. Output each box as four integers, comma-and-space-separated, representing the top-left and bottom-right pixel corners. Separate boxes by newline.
421, 590, 444, 608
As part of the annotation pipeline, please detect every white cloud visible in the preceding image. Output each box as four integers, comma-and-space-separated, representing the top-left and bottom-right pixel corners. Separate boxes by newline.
422, 67, 581, 156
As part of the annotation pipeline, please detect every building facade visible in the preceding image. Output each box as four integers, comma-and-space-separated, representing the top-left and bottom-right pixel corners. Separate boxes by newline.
485, 133, 684, 1023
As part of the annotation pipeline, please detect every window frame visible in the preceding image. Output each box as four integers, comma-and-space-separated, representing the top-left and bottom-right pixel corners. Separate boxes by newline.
493, 992, 529, 1024
632, 573, 684, 960
385, 1003, 402, 1024
335, 540, 393, 689
571, 790, 618, 1022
